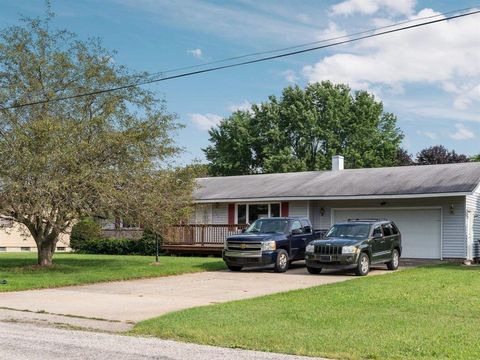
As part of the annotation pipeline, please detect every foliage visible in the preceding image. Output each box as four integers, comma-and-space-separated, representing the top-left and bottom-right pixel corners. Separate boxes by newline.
0, 9, 194, 265
471, 154, 480, 162
70, 218, 102, 250
204, 82, 404, 175
120, 166, 200, 237
395, 147, 414, 166
416, 145, 470, 165
0, 253, 226, 292
72, 233, 157, 256
133, 265, 480, 360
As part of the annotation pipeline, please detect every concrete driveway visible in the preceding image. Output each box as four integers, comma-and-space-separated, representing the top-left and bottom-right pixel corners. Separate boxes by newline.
0, 263, 394, 331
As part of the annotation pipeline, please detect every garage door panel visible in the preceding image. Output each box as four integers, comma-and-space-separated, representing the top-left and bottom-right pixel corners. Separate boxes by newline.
333, 209, 441, 259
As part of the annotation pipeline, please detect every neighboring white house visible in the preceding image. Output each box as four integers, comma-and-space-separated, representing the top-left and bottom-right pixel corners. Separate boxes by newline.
0, 221, 70, 253
192, 157, 480, 261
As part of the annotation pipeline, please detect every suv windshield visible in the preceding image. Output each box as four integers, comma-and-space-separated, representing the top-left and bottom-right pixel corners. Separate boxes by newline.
245, 219, 289, 234
326, 224, 371, 239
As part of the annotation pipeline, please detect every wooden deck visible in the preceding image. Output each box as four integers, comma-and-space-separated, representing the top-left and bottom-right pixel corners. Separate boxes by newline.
161, 224, 247, 255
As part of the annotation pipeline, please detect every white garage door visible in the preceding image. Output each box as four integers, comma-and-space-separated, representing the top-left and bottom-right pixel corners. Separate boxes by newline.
333, 208, 442, 259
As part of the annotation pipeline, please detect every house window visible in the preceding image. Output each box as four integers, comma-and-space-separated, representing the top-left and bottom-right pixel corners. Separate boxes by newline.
237, 204, 247, 224
236, 203, 281, 224
21, 247, 31, 252
57, 247, 66, 252
0, 247, 6, 252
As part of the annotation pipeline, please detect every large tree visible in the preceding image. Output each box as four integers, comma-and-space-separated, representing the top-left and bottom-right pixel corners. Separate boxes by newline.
204, 82, 404, 175
0, 10, 194, 265
416, 145, 470, 165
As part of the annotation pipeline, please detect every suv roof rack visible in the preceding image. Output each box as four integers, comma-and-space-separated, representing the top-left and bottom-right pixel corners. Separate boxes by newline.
347, 218, 389, 222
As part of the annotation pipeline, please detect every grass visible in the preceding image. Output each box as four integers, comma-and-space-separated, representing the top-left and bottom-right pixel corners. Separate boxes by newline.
132, 265, 480, 360
0, 253, 225, 292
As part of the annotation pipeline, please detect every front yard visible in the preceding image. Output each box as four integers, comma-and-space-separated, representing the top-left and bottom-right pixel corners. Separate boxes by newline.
0, 253, 226, 292
132, 265, 480, 360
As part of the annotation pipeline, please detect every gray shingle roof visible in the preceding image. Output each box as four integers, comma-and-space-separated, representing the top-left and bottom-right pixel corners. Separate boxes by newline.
194, 162, 480, 201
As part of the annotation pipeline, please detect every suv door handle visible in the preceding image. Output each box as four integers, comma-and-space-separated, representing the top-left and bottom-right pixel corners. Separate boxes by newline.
301, 237, 307, 241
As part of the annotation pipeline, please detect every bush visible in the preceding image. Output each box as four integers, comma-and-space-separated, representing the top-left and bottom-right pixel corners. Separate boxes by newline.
73, 234, 160, 256
70, 218, 102, 250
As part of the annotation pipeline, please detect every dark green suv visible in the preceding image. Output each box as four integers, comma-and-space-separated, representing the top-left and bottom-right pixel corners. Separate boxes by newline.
305, 219, 402, 276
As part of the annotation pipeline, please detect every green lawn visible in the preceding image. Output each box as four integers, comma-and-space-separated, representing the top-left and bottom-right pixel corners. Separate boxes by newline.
0, 253, 225, 292
132, 265, 480, 360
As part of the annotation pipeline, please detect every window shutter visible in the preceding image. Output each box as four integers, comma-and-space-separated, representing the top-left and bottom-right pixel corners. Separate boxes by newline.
281, 202, 289, 217
228, 203, 235, 224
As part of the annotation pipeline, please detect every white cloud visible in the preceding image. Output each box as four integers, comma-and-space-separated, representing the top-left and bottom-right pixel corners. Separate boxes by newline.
316, 21, 348, 40
331, 0, 416, 17
442, 82, 480, 110
303, 8, 480, 108
417, 130, 437, 140
450, 123, 475, 140
385, 99, 480, 123
188, 113, 223, 131
282, 69, 299, 83
115, 0, 325, 44
187, 48, 202, 59
228, 100, 252, 113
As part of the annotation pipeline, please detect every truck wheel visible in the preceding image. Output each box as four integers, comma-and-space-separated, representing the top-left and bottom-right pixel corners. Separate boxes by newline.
355, 253, 370, 276
386, 249, 400, 270
307, 266, 322, 274
274, 250, 289, 273
227, 265, 242, 272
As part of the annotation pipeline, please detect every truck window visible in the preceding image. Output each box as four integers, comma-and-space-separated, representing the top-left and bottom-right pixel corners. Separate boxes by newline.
382, 224, 392, 236
373, 226, 383, 237
291, 220, 303, 234
301, 220, 312, 234
391, 222, 399, 234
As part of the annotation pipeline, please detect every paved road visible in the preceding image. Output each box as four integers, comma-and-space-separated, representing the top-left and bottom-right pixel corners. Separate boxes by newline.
0, 322, 327, 360
0, 264, 393, 331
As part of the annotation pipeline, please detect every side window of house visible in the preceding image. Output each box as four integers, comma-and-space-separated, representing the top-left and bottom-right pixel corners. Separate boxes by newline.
301, 220, 312, 234
373, 226, 383, 237
291, 220, 303, 234
382, 224, 392, 236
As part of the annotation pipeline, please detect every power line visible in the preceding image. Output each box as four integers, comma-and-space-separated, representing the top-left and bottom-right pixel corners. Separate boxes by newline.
2, 8, 480, 110
141, 5, 480, 81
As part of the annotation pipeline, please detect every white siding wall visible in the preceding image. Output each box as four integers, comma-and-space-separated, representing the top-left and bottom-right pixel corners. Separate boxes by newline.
311, 197, 467, 259
289, 201, 309, 217
212, 203, 228, 224
466, 187, 480, 259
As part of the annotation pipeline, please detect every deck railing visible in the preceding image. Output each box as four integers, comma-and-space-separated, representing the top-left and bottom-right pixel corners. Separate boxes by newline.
162, 224, 248, 246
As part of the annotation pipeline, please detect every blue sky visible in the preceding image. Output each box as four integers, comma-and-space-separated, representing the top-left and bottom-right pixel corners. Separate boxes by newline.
2, 0, 479, 163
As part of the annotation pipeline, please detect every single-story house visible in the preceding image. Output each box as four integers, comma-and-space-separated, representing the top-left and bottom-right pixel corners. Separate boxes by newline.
165, 156, 480, 261
0, 221, 70, 253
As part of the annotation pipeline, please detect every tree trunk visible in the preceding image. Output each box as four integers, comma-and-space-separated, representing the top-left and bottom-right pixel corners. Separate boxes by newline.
36, 238, 57, 267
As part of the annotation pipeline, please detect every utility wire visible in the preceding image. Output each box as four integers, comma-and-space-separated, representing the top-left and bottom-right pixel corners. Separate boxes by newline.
2, 8, 479, 110
141, 5, 480, 81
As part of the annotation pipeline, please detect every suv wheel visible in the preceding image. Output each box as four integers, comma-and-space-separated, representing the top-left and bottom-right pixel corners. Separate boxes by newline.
227, 265, 242, 272
307, 266, 322, 274
386, 249, 400, 270
355, 253, 370, 276
274, 250, 289, 273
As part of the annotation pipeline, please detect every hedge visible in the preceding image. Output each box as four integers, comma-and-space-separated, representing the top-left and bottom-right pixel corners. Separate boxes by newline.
72, 236, 160, 256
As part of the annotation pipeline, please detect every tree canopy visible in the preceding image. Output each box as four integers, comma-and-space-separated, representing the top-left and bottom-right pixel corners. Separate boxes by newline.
204, 82, 404, 175
0, 11, 195, 265
416, 145, 470, 165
